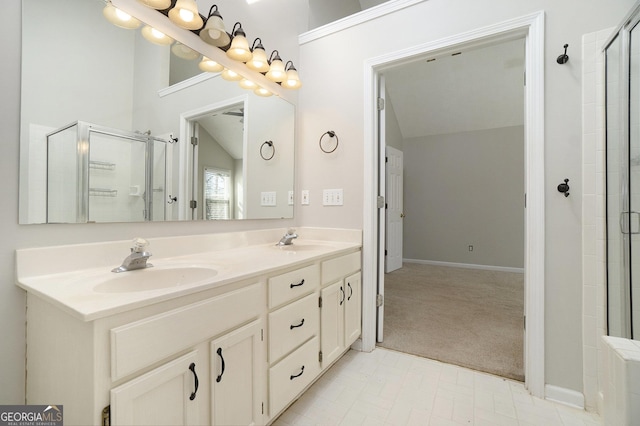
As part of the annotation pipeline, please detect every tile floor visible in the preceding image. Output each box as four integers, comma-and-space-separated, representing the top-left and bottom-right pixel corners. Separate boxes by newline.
274, 348, 602, 426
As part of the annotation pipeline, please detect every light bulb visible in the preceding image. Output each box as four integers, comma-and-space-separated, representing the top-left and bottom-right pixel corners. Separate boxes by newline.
179, 8, 195, 22
239, 79, 257, 90
115, 8, 132, 21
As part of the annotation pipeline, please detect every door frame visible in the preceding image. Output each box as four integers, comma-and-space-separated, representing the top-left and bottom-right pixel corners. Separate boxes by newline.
362, 11, 545, 398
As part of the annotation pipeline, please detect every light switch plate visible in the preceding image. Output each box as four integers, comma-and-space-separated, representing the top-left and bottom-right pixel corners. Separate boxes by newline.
288, 191, 294, 205
260, 191, 277, 206
301, 190, 310, 205
323, 189, 344, 206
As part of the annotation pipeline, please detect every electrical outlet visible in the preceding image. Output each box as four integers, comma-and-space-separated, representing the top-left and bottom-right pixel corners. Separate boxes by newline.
301, 190, 310, 205
468, 245, 474, 252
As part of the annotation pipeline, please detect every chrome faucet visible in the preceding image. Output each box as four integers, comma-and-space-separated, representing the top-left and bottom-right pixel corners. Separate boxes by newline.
112, 238, 153, 273
277, 229, 298, 246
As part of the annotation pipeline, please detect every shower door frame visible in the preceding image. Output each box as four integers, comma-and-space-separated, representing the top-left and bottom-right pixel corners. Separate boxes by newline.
604, 4, 640, 339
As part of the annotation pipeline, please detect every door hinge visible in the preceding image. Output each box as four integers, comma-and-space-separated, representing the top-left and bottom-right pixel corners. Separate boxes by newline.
385, 156, 388, 163
190, 200, 197, 209
191, 136, 198, 146
377, 97, 385, 110
319, 351, 323, 363
524, 71, 526, 86
376, 294, 384, 307
318, 296, 323, 308
524, 315, 526, 330
377, 196, 385, 209
261, 402, 264, 415
384, 249, 387, 256
102, 405, 110, 426
261, 329, 264, 341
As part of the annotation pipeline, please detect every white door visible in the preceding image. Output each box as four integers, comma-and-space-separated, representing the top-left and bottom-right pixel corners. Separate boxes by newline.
110, 351, 201, 426
211, 319, 263, 426
385, 146, 404, 273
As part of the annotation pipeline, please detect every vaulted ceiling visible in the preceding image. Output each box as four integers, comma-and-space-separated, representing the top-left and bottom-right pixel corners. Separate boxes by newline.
384, 38, 526, 139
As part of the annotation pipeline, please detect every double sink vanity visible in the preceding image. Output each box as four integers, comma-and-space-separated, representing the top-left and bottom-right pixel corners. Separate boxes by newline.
16, 227, 362, 425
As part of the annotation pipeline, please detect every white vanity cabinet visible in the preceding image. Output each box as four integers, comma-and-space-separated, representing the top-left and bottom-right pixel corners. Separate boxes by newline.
320, 252, 362, 368
20, 233, 362, 426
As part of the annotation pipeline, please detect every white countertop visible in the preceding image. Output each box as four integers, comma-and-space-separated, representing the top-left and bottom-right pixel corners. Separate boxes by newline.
16, 228, 362, 321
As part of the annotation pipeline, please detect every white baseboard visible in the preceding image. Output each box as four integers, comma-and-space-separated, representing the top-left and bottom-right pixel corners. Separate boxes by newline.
545, 384, 585, 409
403, 258, 525, 274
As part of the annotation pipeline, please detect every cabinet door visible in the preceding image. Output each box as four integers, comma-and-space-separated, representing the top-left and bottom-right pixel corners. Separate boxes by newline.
110, 351, 201, 426
345, 272, 362, 346
211, 319, 264, 426
321, 280, 345, 367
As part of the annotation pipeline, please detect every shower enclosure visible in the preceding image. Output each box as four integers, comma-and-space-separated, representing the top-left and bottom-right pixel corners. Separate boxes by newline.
605, 6, 640, 339
46, 121, 171, 223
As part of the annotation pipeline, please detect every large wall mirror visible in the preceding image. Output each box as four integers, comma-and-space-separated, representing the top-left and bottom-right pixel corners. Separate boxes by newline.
19, 0, 295, 224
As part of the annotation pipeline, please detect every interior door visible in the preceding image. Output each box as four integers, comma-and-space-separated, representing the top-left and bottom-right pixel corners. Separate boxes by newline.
385, 146, 404, 272
377, 75, 387, 342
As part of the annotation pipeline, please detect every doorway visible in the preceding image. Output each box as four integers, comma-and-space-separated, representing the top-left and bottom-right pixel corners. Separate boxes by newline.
362, 11, 546, 398
377, 39, 526, 381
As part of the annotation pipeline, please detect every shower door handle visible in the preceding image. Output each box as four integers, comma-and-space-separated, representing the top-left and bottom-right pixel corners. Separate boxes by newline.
620, 211, 640, 234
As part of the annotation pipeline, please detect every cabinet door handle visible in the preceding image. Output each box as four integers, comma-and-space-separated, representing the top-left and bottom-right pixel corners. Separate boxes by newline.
189, 363, 199, 400
340, 286, 345, 305
347, 282, 353, 301
290, 279, 305, 288
290, 319, 305, 330
216, 347, 225, 383
290, 365, 305, 380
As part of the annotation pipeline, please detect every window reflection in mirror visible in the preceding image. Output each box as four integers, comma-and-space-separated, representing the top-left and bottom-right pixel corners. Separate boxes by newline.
19, 0, 294, 224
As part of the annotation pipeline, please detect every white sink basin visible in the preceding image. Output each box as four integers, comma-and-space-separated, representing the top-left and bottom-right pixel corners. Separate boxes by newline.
93, 266, 218, 293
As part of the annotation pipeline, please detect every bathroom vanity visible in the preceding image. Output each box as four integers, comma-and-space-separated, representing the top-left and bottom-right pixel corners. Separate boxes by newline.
16, 228, 362, 426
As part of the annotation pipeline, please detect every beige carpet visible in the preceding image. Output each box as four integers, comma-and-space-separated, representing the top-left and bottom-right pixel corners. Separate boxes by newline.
378, 262, 524, 381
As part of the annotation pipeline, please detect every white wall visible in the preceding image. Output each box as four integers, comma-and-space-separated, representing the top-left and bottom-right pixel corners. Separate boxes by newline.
403, 126, 525, 268
296, 0, 636, 395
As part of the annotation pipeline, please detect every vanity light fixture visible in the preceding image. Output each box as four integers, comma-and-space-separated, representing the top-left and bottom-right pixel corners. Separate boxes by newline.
199, 56, 224, 73
137, 0, 171, 9
265, 50, 285, 83
103, 2, 141, 29
246, 38, 270, 73
282, 61, 302, 89
226, 23, 253, 62
254, 86, 273, 97
221, 68, 243, 81
168, 0, 204, 30
200, 5, 230, 48
171, 42, 199, 60
141, 25, 174, 45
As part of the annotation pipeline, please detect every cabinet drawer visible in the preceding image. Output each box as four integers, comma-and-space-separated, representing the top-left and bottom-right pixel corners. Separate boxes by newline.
111, 283, 262, 381
321, 251, 361, 285
269, 336, 320, 417
268, 292, 318, 363
268, 264, 319, 309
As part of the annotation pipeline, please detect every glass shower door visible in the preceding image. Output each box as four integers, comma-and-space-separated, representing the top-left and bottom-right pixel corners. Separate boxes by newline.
607, 33, 630, 337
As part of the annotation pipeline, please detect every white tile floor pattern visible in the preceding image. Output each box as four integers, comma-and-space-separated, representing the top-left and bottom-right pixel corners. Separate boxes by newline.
274, 348, 602, 426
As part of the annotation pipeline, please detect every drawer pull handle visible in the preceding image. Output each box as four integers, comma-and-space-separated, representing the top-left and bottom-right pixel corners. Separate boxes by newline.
290, 365, 305, 380
290, 319, 305, 330
189, 363, 199, 400
348, 282, 353, 301
340, 286, 345, 306
216, 348, 225, 383
290, 279, 305, 288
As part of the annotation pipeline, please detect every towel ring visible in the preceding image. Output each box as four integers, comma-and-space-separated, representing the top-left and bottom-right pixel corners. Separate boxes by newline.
319, 131, 339, 153
260, 141, 275, 160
